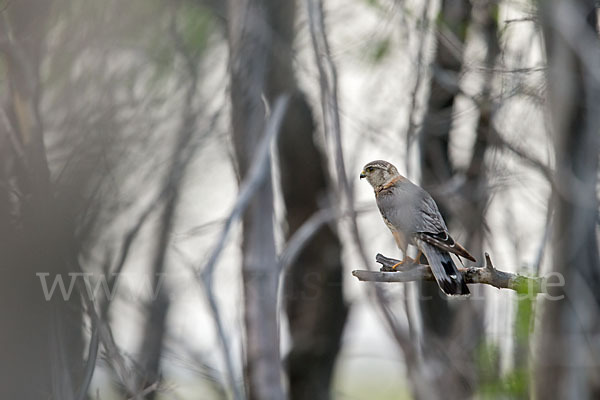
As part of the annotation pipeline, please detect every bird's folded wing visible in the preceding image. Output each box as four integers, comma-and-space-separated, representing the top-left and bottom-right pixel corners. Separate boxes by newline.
416, 196, 476, 262
417, 231, 476, 262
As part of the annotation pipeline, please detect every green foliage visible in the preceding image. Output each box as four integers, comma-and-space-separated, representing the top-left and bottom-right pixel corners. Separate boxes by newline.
477, 340, 530, 398
44, 0, 218, 88
148, 2, 216, 84
178, 3, 215, 54
477, 342, 502, 396
514, 282, 535, 340
369, 37, 392, 63
364, 0, 383, 10
476, 285, 536, 399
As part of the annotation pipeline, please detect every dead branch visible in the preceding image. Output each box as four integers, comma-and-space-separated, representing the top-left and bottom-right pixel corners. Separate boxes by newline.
352, 253, 542, 293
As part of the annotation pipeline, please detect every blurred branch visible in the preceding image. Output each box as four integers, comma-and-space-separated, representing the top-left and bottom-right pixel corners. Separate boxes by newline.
278, 205, 373, 272
305, 0, 347, 192
0, 8, 51, 195
201, 94, 289, 283
134, 6, 206, 395
96, 304, 145, 397
457, 89, 556, 188
197, 95, 289, 400
0, 104, 26, 166
278, 207, 336, 272
305, 0, 369, 269
353, 253, 542, 293
76, 297, 100, 400
490, 126, 555, 185
127, 383, 160, 400
404, 0, 431, 175
100, 201, 157, 316
504, 17, 538, 25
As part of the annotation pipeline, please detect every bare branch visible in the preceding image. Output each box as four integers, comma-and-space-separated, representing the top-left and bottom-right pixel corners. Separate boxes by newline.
200, 95, 289, 284
76, 296, 100, 400
0, 105, 27, 166
277, 207, 336, 272
196, 95, 289, 400
404, 0, 432, 175
490, 126, 555, 185
352, 253, 542, 293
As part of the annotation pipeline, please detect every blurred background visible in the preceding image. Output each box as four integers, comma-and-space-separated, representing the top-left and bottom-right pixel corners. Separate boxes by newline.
0, 0, 598, 399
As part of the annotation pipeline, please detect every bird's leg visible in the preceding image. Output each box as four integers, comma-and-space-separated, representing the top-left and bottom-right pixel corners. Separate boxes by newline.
414, 249, 423, 265
390, 251, 415, 269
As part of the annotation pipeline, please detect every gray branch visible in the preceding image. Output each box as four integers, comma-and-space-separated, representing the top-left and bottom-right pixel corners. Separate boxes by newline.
353, 253, 542, 293
197, 95, 289, 400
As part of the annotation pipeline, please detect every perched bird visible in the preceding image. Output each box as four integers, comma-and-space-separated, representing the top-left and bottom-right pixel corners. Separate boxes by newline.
360, 160, 475, 296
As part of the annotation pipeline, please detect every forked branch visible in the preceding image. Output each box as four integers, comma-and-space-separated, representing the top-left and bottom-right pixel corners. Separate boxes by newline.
352, 253, 542, 293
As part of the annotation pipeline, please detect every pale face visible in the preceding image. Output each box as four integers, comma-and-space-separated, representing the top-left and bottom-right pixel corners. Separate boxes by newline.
360, 160, 399, 188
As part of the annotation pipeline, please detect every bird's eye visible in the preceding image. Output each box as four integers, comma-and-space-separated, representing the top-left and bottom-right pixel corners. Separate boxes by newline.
366, 167, 373, 172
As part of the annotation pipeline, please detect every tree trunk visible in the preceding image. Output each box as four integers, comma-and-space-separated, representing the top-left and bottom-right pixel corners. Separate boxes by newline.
227, 1, 285, 399
257, 2, 348, 399
0, 1, 85, 399
536, 2, 600, 398
279, 93, 347, 400
417, 1, 491, 398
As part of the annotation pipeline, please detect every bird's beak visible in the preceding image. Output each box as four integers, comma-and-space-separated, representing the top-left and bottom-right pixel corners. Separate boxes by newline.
360, 170, 366, 179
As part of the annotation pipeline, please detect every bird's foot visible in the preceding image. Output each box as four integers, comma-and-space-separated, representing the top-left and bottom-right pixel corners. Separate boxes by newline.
380, 256, 416, 272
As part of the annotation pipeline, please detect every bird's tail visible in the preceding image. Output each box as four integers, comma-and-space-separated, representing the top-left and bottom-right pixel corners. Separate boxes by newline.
420, 242, 470, 296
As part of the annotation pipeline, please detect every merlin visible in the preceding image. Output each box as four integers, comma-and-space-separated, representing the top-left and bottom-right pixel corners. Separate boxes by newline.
360, 160, 475, 296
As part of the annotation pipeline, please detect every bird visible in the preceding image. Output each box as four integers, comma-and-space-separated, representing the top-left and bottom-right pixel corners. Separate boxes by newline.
360, 160, 475, 296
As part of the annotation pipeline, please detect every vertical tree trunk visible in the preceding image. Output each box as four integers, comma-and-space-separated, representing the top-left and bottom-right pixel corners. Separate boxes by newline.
417, 1, 493, 398
536, 2, 600, 398
417, 0, 472, 369
464, 0, 499, 259
227, 1, 285, 399
419, 1, 472, 312
262, 3, 348, 399
0, 2, 86, 399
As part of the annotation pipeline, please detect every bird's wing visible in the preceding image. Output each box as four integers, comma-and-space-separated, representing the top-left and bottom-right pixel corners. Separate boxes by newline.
415, 192, 477, 262
377, 182, 475, 262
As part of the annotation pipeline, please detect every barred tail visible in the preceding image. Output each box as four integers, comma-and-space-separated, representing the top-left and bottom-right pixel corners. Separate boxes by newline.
420, 242, 470, 296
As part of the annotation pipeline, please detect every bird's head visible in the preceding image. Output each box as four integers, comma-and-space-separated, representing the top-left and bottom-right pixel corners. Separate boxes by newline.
360, 160, 401, 189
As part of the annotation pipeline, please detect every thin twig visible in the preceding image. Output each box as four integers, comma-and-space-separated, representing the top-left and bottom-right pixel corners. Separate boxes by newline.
490, 126, 555, 186
127, 382, 160, 400
278, 207, 336, 272
200, 95, 289, 283
404, 0, 432, 175
76, 295, 100, 400
504, 17, 537, 25
0, 105, 27, 166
